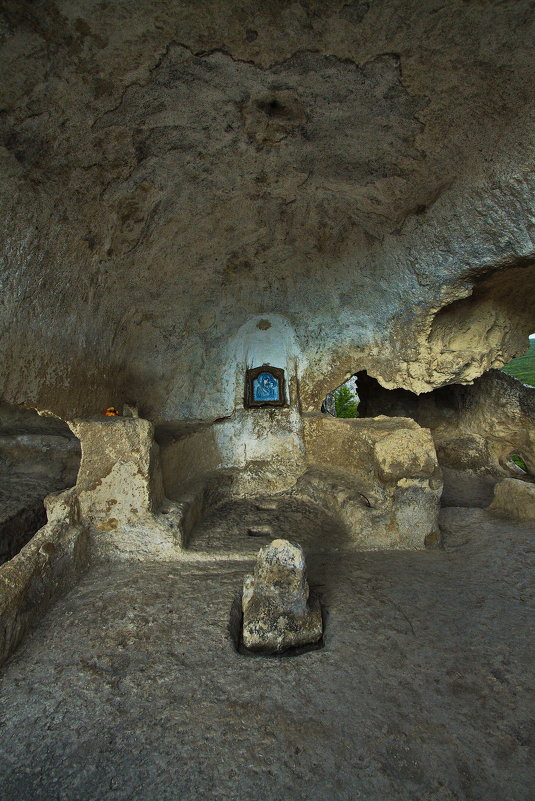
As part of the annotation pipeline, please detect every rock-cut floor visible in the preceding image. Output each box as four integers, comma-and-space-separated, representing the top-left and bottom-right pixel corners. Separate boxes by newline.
0, 508, 533, 801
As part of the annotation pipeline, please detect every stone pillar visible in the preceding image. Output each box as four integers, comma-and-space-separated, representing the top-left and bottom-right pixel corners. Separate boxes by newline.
68, 417, 164, 531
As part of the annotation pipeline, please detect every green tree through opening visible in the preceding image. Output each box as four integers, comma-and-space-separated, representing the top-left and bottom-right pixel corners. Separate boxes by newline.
334, 384, 359, 418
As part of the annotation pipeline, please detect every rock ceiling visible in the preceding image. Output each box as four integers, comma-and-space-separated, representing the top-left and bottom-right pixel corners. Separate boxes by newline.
0, 0, 533, 420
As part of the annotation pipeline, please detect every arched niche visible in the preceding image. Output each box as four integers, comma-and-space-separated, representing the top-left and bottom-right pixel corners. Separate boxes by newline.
212, 315, 305, 490
226, 314, 301, 410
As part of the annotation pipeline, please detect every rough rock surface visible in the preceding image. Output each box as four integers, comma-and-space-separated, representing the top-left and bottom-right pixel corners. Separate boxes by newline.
489, 478, 535, 524
301, 414, 442, 548
48, 416, 188, 561
163, 414, 442, 552
242, 539, 322, 652
0, 401, 80, 564
186, 491, 347, 557
0, 509, 533, 801
358, 369, 535, 504
68, 417, 164, 529
0, 490, 89, 667
0, 1, 533, 433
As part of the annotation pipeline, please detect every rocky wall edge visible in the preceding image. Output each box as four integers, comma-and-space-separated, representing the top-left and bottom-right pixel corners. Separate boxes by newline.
0, 492, 90, 667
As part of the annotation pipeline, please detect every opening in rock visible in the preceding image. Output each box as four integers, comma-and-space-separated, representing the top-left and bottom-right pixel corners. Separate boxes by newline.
321, 376, 359, 418
247, 525, 272, 537
508, 453, 529, 475
500, 333, 535, 386
257, 98, 285, 118
427, 262, 535, 382
0, 401, 81, 566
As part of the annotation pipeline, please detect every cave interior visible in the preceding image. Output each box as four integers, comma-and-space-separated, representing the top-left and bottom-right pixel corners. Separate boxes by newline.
0, 2, 534, 800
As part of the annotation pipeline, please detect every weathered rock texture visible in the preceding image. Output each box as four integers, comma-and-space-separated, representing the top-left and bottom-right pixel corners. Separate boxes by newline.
158, 410, 306, 500
489, 478, 535, 523
0, 401, 86, 666
68, 417, 164, 529
0, 0, 533, 446
0, 2, 533, 556
358, 369, 535, 506
299, 415, 442, 549
0, 490, 89, 667
52, 416, 186, 561
0, 401, 80, 564
160, 413, 442, 551
0, 510, 534, 801
242, 538, 322, 653
1, 0, 533, 728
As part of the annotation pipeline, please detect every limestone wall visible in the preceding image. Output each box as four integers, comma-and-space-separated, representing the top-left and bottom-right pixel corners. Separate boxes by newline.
359, 370, 535, 478
0, 400, 81, 565
357, 368, 535, 506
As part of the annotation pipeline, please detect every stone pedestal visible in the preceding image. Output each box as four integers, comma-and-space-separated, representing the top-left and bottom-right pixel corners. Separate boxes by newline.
69, 417, 164, 530
242, 539, 322, 653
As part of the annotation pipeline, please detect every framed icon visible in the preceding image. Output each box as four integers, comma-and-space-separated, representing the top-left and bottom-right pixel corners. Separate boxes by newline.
245, 366, 286, 408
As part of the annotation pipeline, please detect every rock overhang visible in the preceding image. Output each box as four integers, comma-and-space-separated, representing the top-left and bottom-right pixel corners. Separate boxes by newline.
0, 0, 533, 420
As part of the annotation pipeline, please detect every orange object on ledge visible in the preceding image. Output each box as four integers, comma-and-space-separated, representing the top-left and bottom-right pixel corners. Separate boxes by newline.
104, 406, 120, 416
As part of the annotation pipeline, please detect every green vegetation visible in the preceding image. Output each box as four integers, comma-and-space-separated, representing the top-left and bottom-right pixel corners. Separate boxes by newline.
500, 340, 535, 387
510, 454, 528, 472
334, 384, 359, 418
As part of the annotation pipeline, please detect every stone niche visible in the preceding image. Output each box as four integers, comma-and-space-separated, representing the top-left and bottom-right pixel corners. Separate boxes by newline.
159, 314, 307, 498
153, 312, 444, 551
158, 413, 443, 552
